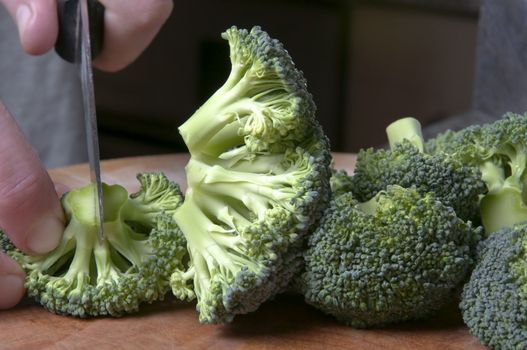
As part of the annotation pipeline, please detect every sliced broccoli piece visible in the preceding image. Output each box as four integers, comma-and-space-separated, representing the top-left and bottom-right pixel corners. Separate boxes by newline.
351, 117, 486, 222
1, 173, 189, 317
171, 26, 332, 324
300, 184, 481, 328
460, 223, 527, 350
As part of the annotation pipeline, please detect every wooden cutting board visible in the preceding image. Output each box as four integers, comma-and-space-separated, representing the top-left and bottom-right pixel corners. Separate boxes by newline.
0, 153, 486, 350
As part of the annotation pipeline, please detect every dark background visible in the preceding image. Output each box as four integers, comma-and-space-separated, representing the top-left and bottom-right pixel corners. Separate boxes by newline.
94, 0, 480, 159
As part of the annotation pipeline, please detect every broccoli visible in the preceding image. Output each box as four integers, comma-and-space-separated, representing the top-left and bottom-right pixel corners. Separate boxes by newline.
0, 173, 189, 317
329, 168, 354, 198
170, 26, 332, 324
299, 183, 481, 328
351, 117, 486, 222
460, 223, 527, 350
426, 113, 527, 234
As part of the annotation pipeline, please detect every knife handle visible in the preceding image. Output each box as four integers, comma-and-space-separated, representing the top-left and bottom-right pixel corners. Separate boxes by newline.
55, 0, 105, 63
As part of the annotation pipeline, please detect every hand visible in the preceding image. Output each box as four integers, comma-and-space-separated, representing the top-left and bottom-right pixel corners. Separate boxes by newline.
0, 101, 65, 309
0, 0, 174, 71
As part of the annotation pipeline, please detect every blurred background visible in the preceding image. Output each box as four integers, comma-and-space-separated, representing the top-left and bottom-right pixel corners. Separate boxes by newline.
94, 0, 481, 159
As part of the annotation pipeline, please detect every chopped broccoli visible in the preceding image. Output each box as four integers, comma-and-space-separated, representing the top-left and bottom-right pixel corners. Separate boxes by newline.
351, 117, 486, 222
300, 183, 481, 328
460, 223, 527, 350
426, 113, 527, 234
0, 173, 189, 317
171, 26, 332, 324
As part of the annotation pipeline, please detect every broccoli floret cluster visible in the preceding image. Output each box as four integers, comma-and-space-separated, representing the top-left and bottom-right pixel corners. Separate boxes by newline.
300, 185, 480, 328
171, 26, 331, 324
426, 113, 527, 235
460, 223, 527, 350
1, 173, 189, 317
352, 118, 486, 222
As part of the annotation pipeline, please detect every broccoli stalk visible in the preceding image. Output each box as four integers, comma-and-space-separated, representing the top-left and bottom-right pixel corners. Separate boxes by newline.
386, 117, 424, 152
1, 173, 189, 317
171, 26, 331, 324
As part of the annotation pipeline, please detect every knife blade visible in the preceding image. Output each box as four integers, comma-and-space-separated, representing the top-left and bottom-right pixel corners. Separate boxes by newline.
55, 0, 105, 240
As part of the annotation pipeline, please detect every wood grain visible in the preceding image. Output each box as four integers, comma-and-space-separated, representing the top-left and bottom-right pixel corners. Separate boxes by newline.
0, 153, 486, 350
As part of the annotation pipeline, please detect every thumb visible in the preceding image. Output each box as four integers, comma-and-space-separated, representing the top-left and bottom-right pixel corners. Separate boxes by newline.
1, 0, 58, 55
0, 101, 64, 255
0, 252, 25, 309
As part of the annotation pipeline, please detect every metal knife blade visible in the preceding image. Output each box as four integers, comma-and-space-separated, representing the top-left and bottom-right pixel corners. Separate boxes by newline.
56, 0, 105, 240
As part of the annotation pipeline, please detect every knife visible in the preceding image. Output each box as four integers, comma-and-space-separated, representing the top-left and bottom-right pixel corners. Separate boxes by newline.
55, 0, 105, 240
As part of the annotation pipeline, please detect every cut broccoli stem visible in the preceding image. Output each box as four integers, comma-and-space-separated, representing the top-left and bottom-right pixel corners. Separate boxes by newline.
180, 59, 297, 156
174, 193, 263, 296
480, 188, 527, 234
94, 240, 122, 284
386, 117, 424, 152
179, 71, 257, 154
186, 159, 297, 218
205, 117, 247, 157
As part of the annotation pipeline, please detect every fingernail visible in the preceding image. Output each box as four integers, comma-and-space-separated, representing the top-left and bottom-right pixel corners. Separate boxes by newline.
26, 216, 63, 255
0, 274, 25, 309
16, 4, 32, 36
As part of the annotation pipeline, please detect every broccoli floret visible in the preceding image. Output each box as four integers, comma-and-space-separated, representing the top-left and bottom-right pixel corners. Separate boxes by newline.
171, 26, 331, 324
424, 127, 473, 155
460, 223, 527, 350
351, 117, 486, 222
329, 168, 354, 198
1, 173, 189, 317
427, 113, 527, 235
300, 184, 481, 328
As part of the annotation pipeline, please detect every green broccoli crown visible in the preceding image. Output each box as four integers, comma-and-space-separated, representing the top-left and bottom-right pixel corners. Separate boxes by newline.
351, 117, 486, 222
424, 127, 473, 156
301, 185, 481, 328
460, 223, 527, 350
172, 26, 331, 324
427, 113, 527, 234
1, 173, 189, 317
329, 168, 354, 198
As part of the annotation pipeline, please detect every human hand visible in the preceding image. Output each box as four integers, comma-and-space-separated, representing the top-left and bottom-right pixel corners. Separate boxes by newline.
0, 101, 65, 309
0, 0, 174, 71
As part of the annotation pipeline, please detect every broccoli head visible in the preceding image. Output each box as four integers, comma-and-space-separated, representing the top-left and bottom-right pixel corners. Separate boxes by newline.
351, 117, 486, 222
426, 113, 527, 235
460, 223, 527, 350
171, 26, 332, 324
300, 184, 481, 328
1, 173, 189, 317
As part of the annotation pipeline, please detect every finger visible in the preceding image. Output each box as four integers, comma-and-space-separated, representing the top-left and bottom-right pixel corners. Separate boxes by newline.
94, 0, 173, 71
0, 101, 64, 256
0, 252, 25, 309
0, 0, 58, 55
53, 182, 70, 197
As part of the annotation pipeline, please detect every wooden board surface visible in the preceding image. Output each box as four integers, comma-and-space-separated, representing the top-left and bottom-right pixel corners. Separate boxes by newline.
0, 153, 486, 350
